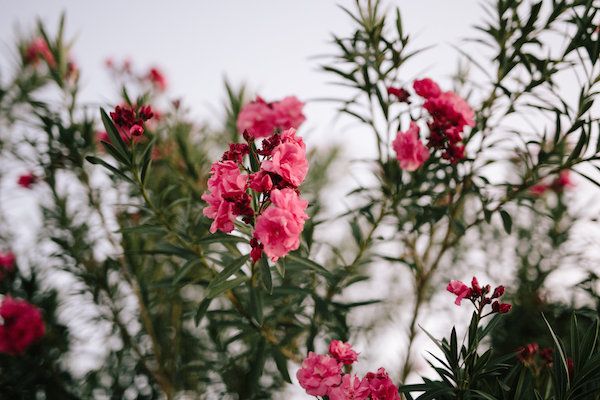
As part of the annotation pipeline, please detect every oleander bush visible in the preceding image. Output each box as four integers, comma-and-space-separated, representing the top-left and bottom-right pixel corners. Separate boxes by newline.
1, 0, 600, 399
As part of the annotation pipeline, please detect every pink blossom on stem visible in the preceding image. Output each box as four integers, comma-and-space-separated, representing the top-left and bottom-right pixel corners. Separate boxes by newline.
253, 188, 308, 261
328, 339, 359, 365
328, 374, 370, 400
392, 122, 430, 171
447, 280, 472, 305
365, 368, 400, 400
261, 128, 308, 187
201, 161, 249, 233
296, 352, 342, 397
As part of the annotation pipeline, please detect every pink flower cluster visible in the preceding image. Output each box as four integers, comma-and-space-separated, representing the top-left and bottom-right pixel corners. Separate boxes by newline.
104, 104, 154, 143
447, 277, 511, 314
236, 96, 306, 139
530, 170, 574, 196
0, 251, 15, 281
297, 340, 400, 400
0, 297, 45, 355
388, 78, 474, 169
416, 78, 475, 163
203, 97, 309, 262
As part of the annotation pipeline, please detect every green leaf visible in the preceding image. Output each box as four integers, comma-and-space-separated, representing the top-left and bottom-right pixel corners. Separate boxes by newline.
100, 107, 129, 162
285, 253, 332, 279
207, 254, 249, 292
86, 156, 133, 183
499, 210, 512, 234
194, 297, 212, 326
260, 257, 273, 294
207, 276, 249, 299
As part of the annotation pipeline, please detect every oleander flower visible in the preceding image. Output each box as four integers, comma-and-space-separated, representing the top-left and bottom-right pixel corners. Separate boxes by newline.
201, 161, 249, 233
0, 297, 45, 355
0, 251, 15, 281
392, 122, 430, 171
237, 96, 305, 139
413, 78, 441, 99
365, 368, 400, 400
147, 67, 167, 91
261, 129, 308, 187
329, 340, 359, 365
109, 104, 154, 141
296, 352, 342, 396
273, 96, 306, 131
447, 280, 472, 305
17, 173, 37, 189
24, 37, 55, 68
253, 188, 308, 261
328, 374, 370, 400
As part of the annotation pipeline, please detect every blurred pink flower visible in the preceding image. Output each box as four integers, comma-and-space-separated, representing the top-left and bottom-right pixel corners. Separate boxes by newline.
392, 122, 430, 171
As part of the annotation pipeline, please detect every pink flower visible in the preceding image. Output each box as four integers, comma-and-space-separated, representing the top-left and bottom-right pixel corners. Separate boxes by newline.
447, 280, 472, 305
553, 170, 574, 191
237, 98, 278, 138
392, 122, 430, 171
296, 352, 342, 396
201, 161, 249, 233
17, 173, 37, 189
328, 374, 370, 400
329, 340, 359, 365
273, 96, 306, 131
147, 67, 167, 91
530, 183, 550, 196
413, 78, 441, 99
110, 104, 154, 142
24, 37, 55, 68
249, 171, 273, 193
236, 96, 305, 139
254, 188, 308, 261
365, 368, 400, 400
261, 128, 308, 187
424, 92, 475, 132
0, 297, 45, 355
0, 252, 15, 281
422, 90, 474, 163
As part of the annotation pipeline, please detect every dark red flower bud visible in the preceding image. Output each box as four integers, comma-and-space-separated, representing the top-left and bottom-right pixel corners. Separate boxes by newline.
517, 342, 539, 362
386, 86, 411, 103
471, 277, 482, 295
492, 285, 505, 298
139, 105, 154, 121
250, 238, 263, 263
